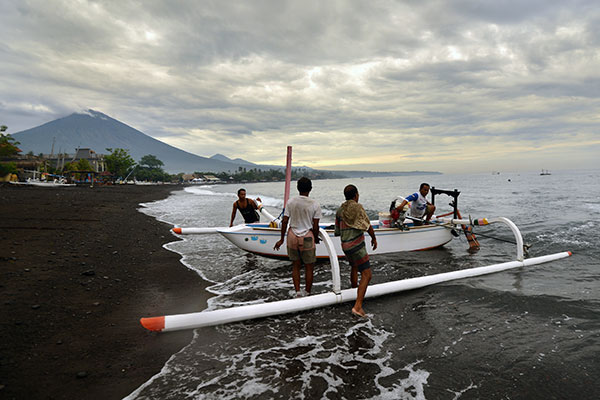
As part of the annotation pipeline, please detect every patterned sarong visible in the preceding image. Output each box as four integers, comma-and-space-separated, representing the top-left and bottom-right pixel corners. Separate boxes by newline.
335, 201, 371, 272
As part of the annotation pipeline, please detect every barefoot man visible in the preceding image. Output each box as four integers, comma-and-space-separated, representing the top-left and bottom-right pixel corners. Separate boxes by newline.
335, 185, 377, 317
274, 177, 322, 297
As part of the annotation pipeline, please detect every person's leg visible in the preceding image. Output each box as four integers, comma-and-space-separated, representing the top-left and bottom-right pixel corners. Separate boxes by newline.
425, 204, 436, 221
350, 265, 358, 288
287, 231, 302, 295
300, 233, 316, 295
292, 259, 302, 293
305, 263, 314, 294
352, 268, 372, 317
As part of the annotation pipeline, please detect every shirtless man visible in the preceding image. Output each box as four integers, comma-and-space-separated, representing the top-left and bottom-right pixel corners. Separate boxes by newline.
229, 188, 262, 226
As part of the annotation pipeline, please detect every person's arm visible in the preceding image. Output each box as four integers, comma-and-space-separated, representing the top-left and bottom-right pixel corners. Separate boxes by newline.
312, 219, 321, 244
229, 202, 238, 227
251, 198, 261, 209
397, 193, 417, 213
367, 225, 377, 250
274, 216, 289, 250
397, 199, 408, 211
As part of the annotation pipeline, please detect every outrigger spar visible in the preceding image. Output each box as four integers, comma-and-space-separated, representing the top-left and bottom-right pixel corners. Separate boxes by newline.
142, 220, 571, 332
140, 148, 572, 333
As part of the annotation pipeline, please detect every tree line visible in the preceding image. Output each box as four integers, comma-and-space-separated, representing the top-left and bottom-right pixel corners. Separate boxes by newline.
196, 167, 343, 183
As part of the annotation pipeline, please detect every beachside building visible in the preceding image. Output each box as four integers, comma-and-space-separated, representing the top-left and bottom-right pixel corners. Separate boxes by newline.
45, 148, 107, 172
201, 174, 221, 183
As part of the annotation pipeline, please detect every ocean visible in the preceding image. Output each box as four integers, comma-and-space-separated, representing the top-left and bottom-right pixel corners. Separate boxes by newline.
127, 170, 599, 399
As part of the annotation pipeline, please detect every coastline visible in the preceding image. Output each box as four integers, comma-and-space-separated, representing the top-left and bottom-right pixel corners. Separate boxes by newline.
0, 184, 212, 399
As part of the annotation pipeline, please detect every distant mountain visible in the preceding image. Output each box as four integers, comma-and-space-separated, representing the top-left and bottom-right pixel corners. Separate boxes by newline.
210, 153, 256, 166
11, 109, 442, 177
11, 110, 252, 173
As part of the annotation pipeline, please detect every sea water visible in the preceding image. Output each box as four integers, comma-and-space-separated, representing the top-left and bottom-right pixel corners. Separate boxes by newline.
128, 170, 599, 399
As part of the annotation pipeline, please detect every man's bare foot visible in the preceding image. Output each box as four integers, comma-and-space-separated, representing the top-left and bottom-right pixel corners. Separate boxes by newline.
351, 307, 367, 318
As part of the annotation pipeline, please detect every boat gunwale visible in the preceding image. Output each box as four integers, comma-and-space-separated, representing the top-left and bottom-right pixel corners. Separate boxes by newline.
229, 223, 452, 234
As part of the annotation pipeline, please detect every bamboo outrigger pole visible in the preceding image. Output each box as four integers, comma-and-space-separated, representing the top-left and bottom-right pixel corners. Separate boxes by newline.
141, 217, 571, 332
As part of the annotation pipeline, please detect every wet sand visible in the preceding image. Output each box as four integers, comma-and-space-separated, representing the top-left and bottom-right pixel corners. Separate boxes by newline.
0, 183, 211, 399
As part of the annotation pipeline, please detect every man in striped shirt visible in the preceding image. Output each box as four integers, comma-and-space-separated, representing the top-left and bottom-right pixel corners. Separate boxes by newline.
335, 185, 377, 317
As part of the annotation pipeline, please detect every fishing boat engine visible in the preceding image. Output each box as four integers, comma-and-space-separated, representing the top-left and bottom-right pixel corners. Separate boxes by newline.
389, 200, 407, 230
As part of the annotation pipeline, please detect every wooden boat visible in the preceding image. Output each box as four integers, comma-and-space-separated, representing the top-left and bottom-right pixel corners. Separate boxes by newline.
174, 218, 455, 259
172, 186, 469, 258
140, 147, 572, 332
10, 178, 75, 187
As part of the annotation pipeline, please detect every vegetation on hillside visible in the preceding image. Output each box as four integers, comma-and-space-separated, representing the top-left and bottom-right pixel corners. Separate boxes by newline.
0, 125, 20, 175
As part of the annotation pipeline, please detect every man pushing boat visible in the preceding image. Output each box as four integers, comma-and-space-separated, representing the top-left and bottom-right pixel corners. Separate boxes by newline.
274, 177, 322, 298
230, 188, 262, 226
335, 184, 377, 318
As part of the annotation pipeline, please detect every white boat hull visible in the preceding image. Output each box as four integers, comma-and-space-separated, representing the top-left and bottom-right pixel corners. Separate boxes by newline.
216, 221, 454, 258
9, 180, 75, 187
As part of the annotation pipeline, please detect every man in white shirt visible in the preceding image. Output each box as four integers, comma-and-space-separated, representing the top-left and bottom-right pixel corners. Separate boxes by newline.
274, 177, 322, 297
396, 183, 435, 224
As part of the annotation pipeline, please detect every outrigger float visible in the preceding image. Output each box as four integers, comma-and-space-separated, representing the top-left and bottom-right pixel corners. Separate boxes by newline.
140, 147, 572, 333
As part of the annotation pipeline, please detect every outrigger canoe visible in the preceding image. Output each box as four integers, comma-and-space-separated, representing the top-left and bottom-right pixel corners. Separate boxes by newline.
171, 188, 469, 258
173, 219, 454, 259
144, 215, 572, 332
140, 148, 572, 332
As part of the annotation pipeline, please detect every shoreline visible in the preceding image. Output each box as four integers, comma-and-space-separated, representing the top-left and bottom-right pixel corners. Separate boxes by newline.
0, 184, 212, 399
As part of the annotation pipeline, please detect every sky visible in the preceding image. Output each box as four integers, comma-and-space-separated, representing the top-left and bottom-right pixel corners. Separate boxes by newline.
1, 0, 599, 174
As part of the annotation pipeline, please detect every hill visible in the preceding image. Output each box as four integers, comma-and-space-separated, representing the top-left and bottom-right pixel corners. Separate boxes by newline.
11, 110, 247, 173
10, 110, 442, 177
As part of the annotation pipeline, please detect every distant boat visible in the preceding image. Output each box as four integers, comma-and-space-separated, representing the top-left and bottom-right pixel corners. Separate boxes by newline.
492, 171, 500, 175
540, 169, 551, 175
9, 178, 75, 187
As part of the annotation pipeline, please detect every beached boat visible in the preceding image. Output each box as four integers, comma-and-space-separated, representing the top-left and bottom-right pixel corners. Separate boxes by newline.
140, 147, 572, 332
9, 178, 75, 187
174, 218, 455, 259
172, 185, 471, 258
144, 215, 572, 332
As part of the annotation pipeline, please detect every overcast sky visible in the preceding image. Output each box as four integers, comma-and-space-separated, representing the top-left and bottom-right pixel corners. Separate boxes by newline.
1, 0, 599, 173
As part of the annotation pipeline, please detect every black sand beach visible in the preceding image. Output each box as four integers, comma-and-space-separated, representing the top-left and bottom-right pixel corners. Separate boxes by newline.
0, 184, 211, 399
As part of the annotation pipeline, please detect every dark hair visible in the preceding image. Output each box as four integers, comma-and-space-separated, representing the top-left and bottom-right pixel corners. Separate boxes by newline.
237, 188, 246, 195
419, 183, 430, 190
344, 184, 358, 200
297, 177, 312, 193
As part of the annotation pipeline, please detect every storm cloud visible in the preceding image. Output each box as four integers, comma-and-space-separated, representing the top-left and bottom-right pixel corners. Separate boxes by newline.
1, 0, 598, 172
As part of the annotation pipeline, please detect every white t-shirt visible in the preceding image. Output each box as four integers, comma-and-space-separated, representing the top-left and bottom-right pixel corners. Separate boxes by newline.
284, 195, 322, 236
405, 192, 429, 218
